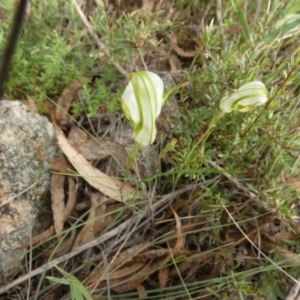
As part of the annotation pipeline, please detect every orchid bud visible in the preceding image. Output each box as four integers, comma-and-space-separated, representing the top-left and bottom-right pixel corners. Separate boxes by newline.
220, 81, 268, 113
121, 71, 164, 146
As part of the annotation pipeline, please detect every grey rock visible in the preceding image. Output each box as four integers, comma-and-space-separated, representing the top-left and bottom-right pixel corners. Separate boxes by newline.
0, 101, 58, 274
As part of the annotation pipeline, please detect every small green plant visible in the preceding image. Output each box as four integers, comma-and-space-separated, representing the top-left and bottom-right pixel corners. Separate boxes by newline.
47, 265, 92, 300
121, 70, 181, 168
169, 80, 268, 179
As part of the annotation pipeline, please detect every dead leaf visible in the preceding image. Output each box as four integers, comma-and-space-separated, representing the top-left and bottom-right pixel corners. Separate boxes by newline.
169, 251, 214, 277
108, 242, 150, 267
68, 125, 89, 143
136, 284, 147, 299
86, 248, 194, 292
274, 231, 296, 242
155, 0, 163, 10
142, 0, 154, 12
128, 249, 192, 263
158, 267, 169, 289
256, 232, 300, 266
73, 137, 128, 163
124, 249, 168, 264
158, 206, 183, 289
54, 124, 140, 202
170, 34, 197, 58
109, 263, 152, 293
44, 100, 57, 122
285, 274, 300, 300
55, 79, 81, 126
111, 256, 171, 293
158, 225, 196, 249
171, 205, 184, 252
168, 52, 183, 81
17, 225, 55, 249
43, 227, 76, 258
11, 89, 39, 113
220, 205, 235, 242
19, 94, 39, 113
71, 193, 99, 250
159, 199, 186, 221
209, 254, 223, 280
285, 177, 300, 194
51, 174, 78, 238
93, 202, 130, 236
74, 200, 91, 211
86, 242, 149, 290
106, 262, 146, 281
36, 147, 72, 173
51, 174, 66, 237
142, 0, 160, 12
63, 177, 77, 222
277, 248, 300, 265
68, 126, 135, 171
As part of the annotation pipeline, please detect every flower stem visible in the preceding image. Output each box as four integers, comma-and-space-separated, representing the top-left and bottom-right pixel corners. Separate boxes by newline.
185, 110, 225, 164
126, 143, 141, 170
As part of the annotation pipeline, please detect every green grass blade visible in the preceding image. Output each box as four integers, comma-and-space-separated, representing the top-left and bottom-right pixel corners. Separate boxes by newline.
230, 0, 252, 43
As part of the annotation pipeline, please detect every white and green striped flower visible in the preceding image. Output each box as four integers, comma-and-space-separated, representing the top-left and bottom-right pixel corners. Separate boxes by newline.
121, 71, 165, 146
220, 81, 268, 113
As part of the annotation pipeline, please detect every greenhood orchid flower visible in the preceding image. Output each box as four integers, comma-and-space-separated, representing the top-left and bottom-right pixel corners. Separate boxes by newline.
121, 71, 165, 146
219, 81, 268, 113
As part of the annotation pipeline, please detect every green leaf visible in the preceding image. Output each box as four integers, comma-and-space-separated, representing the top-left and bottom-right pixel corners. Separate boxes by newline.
230, 0, 252, 43
47, 265, 93, 300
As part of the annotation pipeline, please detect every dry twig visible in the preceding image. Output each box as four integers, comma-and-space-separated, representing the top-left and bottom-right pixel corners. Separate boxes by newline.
286, 276, 300, 300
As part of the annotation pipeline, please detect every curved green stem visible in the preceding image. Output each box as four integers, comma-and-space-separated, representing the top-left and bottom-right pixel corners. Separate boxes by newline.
185, 110, 225, 163
126, 143, 141, 168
